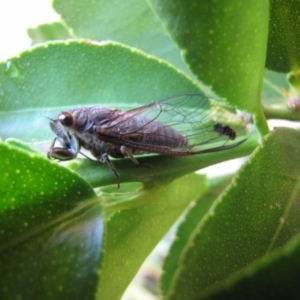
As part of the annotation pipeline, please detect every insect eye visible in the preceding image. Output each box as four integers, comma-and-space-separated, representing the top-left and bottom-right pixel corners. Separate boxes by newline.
59, 112, 73, 127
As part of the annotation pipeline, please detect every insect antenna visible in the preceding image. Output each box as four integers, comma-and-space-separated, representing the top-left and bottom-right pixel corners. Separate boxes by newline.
41, 115, 55, 122
79, 151, 97, 161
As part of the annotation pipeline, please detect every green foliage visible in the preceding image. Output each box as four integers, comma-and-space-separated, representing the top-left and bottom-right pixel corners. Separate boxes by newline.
98, 173, 208, 299
52, 0, 189, 73
149, 0, 269, 113
266, 0, 300, 73
165, 127, 300, 299
27, 22, 72, 45
0, 139, 102, 299
0, 41, 199, 142
1, 0, 300, 299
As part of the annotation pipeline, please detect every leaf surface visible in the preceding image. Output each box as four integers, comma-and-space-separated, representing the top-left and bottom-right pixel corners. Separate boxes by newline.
0, 140, 103, 300
163, 127, 300, 299
52, 0, 188, 73
149, 0, 269, 113
98, 173, 207, 300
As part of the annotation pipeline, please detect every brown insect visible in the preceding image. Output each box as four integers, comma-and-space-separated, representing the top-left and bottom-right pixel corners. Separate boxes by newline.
48, 93, 253, 188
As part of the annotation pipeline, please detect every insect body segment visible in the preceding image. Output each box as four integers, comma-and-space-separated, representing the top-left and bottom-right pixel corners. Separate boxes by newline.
48, 94, 253, 188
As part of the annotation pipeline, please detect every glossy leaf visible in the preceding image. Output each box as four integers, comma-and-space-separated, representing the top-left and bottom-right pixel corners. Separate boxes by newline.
148, 0, 269, 114
267, 0, 300, 73
97, 173, 207, 300
161, 175, 233, 295
0, 40, 258, 189
164, 127, 300, 299
0, 140, 103, 299
201, 233, 300, 299
52, 0, 189, 73
0, 40, 200, 142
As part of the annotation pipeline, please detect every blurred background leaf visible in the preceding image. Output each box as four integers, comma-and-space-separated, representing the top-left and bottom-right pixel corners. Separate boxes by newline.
27, 22, 72, 45
52, 0, 190, 74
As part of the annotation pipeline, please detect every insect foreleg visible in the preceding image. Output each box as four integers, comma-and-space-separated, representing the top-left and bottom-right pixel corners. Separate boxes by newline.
47, 136, 79, 160
100, 153, 120, 189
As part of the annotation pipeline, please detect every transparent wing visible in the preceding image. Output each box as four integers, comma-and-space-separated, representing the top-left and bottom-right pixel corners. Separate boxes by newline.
94, 93, 254, 155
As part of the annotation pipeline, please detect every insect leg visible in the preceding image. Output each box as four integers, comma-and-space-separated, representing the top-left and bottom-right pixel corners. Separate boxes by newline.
120, 146, 140, 165
47, 136, 79, 161
100, 153, 120, 189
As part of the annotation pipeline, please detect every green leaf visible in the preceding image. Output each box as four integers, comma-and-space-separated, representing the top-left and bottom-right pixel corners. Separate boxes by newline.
97, 173, 207, 300
0, 40, 257, 189
164, 127, 300, 299
200, 233, 300, 299
262, 70, 287, 105
148, 0, 269, 114
161, 175, 233, 295
27, 22, 72, 45
0, 40, 200, 142
267, 0, 300, 73
0, 140, 103, 299
261, 70, 300, 122
52, 0, 189, 73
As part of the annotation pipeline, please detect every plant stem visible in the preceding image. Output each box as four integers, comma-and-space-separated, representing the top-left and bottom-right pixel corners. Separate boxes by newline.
264, 104, 300, 121
255, 104, 270, 137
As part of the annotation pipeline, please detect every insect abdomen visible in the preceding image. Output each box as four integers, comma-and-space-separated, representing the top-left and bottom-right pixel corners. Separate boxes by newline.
120, 116, 188, 149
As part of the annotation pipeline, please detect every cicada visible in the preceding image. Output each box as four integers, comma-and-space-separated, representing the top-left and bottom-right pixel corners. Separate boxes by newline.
48, 93, 253, 188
